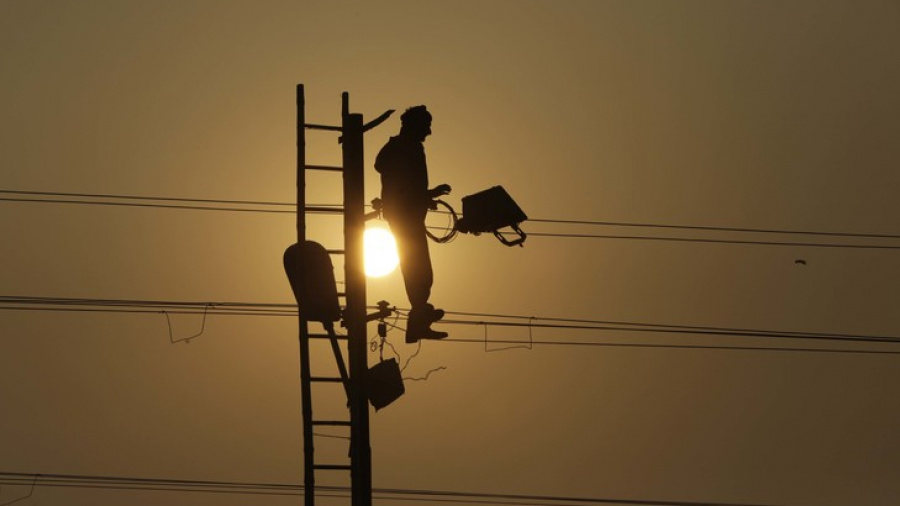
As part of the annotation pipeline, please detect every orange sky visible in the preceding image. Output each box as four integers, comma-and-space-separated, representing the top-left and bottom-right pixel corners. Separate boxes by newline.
2, 1, 900, 505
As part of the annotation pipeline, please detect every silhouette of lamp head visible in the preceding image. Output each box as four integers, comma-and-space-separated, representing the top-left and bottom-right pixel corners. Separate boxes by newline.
456, 186, 528, 247
283, 241, 342, 330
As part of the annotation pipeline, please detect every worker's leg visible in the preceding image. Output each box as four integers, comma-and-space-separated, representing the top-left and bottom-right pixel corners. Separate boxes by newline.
389, 217, 432, 311
388, 217, 446, 342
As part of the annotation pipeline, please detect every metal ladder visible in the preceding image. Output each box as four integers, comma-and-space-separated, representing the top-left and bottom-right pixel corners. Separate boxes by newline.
291, 84, 393, 506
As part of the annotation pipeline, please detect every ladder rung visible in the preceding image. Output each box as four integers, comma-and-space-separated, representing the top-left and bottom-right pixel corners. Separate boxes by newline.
314, 464, 352, 471
308, 333, 348, 340
310, 376, 345, 383
304, 123, 342, 132
306, 164, 343, 172
312, 420, 352, 426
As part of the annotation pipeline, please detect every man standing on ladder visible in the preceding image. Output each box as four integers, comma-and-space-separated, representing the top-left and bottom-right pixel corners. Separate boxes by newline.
375, 105, 451, 343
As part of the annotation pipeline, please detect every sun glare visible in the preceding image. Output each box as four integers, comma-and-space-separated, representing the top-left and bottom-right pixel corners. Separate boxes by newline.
364, 227, 399, 277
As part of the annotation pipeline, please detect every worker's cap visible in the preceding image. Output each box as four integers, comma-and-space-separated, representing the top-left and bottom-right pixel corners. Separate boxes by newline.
401, 105, 431, 126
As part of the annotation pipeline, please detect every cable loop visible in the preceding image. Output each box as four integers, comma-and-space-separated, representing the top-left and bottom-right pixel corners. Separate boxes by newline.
425, 199, 459, 244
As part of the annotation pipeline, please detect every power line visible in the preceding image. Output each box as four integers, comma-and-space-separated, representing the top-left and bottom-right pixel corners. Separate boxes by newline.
437, 309, 900, 354
0, 472, 300, 499
436, 318, 900, 345
0, 196, 297, 214
440, 337, 900, 356
8, 295, 898, 343
2, 295, 899, 354
3, 189, 899, 249
0, 295, 293, 310
0, 471, 795, 506
510, 231, 900, 250
0, 295, 296, 317
0, 189, 339, 215
528, 217, 900, 240
0, 304, 294, 318
3, 304, 895, 354
443, 308, 854, 335
0, 189, 295, 207
375, 485, 790, 506
4, 194, 895, 249
3, 187, 897, 239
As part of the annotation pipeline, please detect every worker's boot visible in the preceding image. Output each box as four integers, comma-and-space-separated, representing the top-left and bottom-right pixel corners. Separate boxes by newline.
405, 325, 448, 344
406, 308, 448, 343
424, 303, 445, 323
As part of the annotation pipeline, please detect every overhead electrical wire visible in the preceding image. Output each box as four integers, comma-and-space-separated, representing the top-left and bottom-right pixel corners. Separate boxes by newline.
3, 304, 894, 355
4, 296, 895, 344
5, 295, 898, 342
441, 336, 900, 356
3, 189, 899, 249
2, 190, 898, 349
0, 472, 298, 499
0, 189, 295, 207
436, 318, 900, 345
0, 471, 795, 506
493, 230, 900, 250
2, 295, 900, 354
0, 195, 298, 214
2, 187, 897, 240
527, 217, 900, 240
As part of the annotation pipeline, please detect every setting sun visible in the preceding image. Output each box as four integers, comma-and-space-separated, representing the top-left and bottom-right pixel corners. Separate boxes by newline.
364, 227, 399, 277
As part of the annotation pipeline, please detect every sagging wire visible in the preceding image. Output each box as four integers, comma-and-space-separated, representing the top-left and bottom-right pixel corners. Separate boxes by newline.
376, 325, 425, 377
484, 316, 535, 353
376, 311, 421, 373
385, 309, 447, 381
404, 366, 448, 382
0, 473, 38, 506
164, 304, 212, 344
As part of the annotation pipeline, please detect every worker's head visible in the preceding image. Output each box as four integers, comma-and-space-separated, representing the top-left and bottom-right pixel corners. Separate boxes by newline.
400, 105, 432, 142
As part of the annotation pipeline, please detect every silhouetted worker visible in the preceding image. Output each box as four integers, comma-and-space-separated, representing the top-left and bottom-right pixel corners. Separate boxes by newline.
375, 105, 451, 343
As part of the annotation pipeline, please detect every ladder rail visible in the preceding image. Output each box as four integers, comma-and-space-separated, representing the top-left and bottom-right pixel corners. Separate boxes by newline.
296, 84, 317, 506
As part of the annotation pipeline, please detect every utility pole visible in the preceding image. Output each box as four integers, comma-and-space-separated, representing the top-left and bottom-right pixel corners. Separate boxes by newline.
341, 94, 372, 506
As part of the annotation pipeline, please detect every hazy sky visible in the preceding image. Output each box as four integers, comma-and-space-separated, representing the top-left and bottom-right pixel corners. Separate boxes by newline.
2, 1, 900, 505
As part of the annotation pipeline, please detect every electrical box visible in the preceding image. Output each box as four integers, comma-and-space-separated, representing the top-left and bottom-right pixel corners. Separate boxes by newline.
367, 358, 405, 410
